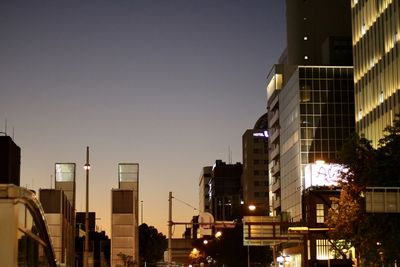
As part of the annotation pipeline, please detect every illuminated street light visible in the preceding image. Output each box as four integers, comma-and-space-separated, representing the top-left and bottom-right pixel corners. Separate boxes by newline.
248, 204, 256, 211
84, 147, 91, 267
215, 231, 222, 238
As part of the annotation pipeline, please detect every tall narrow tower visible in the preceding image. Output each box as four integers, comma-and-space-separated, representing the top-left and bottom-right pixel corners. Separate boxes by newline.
111, 163, 139, 267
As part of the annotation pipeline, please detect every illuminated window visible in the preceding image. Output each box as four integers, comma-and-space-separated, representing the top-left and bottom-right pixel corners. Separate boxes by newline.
361, 22, 366, 35
316, 203, 324, 223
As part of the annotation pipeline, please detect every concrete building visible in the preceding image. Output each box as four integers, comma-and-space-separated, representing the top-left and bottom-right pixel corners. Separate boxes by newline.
241, 113, 269, 215
351, 0, 400, 147
0, 184, 57, 267
111, 163, 139, 267
39, 189, 75, 266
38, 163, 76, 267
208, 160, 242, 221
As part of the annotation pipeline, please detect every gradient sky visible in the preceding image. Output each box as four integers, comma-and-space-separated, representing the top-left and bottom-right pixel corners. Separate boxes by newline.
0, 0, 286, 236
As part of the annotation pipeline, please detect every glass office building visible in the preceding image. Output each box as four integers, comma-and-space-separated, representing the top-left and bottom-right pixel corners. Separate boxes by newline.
351, 0, 400, 146
277, 66, 355, 221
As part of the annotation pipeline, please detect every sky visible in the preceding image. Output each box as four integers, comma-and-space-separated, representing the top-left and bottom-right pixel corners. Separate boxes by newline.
0, 0, 286, 237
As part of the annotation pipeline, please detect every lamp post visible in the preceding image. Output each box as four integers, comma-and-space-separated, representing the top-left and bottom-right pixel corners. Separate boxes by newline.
84, 146, 91, 267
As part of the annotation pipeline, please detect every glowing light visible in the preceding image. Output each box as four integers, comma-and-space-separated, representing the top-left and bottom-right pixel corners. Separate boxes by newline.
248, 204, 256, 211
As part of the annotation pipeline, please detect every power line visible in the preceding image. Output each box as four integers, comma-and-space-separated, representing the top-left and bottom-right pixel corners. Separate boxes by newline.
172, 196, 198, 212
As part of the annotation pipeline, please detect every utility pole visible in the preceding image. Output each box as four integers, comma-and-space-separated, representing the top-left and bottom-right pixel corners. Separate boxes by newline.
168, 192, 172, 267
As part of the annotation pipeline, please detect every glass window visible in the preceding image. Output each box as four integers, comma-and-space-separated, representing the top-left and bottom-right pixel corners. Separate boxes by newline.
316, 203, 325, 223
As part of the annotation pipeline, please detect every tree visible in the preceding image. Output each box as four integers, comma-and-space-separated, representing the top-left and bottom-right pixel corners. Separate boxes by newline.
326, 115, 400, 266
201, 225, 272, 267
117, 252, 135, 267
139, 223, 167, 267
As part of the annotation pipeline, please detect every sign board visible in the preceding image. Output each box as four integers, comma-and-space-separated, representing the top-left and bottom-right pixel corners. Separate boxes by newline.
304, 163, 345, 189
198, 212, 214, 236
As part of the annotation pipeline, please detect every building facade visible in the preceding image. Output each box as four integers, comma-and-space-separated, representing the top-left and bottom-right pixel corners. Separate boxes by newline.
198, 166, 212, 214
351, 0, 400, 146
241, 113, 269, 215
111, 163, 139, 267
208, 160, 243, 221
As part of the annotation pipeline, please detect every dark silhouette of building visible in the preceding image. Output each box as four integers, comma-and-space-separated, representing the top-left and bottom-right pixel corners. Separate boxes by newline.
0, 135, 21, 185
75, 212, 111, 267
208, 160, 243, 221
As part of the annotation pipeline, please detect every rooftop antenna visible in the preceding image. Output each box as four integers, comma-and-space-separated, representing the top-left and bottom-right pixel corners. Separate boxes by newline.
1, 119, 8, 136
228, 146, 232, 164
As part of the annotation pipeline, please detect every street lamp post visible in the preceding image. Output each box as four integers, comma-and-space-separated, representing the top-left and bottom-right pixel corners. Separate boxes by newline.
84, 146, 91, 267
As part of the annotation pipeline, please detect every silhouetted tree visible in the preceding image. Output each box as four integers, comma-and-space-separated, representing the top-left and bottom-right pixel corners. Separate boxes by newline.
202, 225, 272, 267
326, 115, 400, 266
139, 223, 167, 267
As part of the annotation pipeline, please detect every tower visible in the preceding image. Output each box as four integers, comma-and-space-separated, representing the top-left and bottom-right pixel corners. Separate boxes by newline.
111, 163, 139, 267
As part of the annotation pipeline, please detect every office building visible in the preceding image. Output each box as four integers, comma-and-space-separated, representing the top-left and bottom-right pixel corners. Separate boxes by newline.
208, 160, 242, 221
351, 0, 400, 146
241, 113, 269, 215
267, 65, 355, 222
264, 1, 355, 265
111, 163, 139, 267
285, 0, 352, 66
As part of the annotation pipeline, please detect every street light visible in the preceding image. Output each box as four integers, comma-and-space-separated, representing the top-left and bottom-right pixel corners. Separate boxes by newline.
84, 146, 91, 267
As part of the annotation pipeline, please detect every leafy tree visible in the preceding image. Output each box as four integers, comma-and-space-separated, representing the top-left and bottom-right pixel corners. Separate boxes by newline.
326, 115, 400, 266
139, 223, 167, 267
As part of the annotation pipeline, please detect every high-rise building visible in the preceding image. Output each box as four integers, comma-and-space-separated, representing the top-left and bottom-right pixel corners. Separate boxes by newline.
264, 1, 355, 265
111, 163, 139, 267
351, 0, 400, 146
241, 113, 269, 215
267, 65, 355, 221
208, 160, 242, 221
285, 0, 352, 66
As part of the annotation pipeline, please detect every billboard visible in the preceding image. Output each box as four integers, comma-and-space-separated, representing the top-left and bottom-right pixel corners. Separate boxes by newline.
304, 162, 345, 189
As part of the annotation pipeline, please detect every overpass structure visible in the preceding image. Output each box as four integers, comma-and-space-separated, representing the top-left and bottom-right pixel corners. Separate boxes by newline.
0, 184, 57, 267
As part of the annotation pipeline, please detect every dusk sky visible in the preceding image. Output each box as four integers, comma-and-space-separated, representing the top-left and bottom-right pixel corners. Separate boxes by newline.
0, 0, 286, 236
